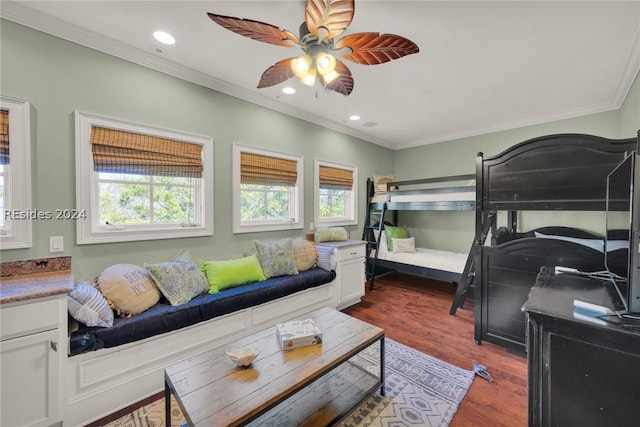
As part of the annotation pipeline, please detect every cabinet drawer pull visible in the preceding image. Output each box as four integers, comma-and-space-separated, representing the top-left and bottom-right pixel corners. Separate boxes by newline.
50, 341, 58, 352
350, 251, 358, 256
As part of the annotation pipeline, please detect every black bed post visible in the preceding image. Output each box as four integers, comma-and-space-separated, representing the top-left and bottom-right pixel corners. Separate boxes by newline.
473, 152, 485, 343
449, 153, 485, 315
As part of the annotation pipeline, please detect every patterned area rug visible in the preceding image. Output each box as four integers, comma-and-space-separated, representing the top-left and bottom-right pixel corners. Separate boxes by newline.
104, 339, 475, 427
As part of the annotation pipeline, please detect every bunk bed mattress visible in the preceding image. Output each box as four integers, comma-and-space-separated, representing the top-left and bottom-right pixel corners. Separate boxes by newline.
370, 191, 475, 204
375, 247, 468, 273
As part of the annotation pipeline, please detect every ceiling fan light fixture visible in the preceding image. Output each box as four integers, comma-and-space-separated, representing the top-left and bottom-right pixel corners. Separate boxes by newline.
300, 68, 317, 87
316, 52, 337, 75
322, 70, 340, 84
291, 54, 312, 79
207, 0, 419, 97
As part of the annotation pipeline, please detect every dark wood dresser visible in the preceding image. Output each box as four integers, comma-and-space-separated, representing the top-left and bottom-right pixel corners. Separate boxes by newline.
522, 267, 640, 427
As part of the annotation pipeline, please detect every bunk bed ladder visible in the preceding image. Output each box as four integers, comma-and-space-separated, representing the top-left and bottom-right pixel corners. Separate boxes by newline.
362, 195, 387, 290
449, 210, 497, 315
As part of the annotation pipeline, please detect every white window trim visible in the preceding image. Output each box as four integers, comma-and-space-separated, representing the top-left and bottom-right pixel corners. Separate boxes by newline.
0, 96, 32, 249
233, 143, 303, 234
314, 159, 358, 227
75, 110, 213, 244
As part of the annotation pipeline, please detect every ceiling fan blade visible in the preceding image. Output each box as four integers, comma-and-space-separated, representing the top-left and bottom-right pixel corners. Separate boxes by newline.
305, 0, 354, 40
257, 58, 296, 88
336, 32, 419, 64
322, 59, 353, 96
207, 13, 299, 47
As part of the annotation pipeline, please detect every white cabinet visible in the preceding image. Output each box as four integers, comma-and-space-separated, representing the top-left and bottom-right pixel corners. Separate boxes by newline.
1, 296, 66, 427
325, 242, 366, 309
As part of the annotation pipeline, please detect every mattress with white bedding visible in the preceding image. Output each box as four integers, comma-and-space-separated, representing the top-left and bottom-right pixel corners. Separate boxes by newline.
374, 247, 468, 274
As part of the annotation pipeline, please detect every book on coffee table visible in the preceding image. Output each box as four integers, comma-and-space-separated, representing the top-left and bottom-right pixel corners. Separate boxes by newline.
276, 318, 323, 350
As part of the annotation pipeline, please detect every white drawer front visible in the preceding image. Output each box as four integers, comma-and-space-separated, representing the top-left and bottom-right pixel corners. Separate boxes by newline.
336, 244, 365, 262
1, 298, 61, 340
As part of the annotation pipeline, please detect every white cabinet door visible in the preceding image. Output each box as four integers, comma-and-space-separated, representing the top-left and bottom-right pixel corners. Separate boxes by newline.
0, 329, 60, 427
335, 244, 366, 309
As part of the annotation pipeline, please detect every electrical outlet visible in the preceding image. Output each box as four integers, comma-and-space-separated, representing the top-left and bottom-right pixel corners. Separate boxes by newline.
49, 236, 64, 253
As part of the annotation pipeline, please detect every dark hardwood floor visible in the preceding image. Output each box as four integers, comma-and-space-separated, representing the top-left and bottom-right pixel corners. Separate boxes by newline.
343, 273, 528, 427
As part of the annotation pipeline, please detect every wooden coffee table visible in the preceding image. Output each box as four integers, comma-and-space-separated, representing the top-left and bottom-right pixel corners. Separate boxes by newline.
164, 306, 385, 426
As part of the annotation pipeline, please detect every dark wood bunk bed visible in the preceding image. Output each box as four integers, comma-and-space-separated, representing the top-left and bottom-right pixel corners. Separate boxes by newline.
474, 132, 638, 352
362, 175, 476, 312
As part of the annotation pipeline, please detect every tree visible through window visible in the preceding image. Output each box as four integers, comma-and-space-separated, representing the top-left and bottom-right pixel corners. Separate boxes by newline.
75, 111, 213, 244
233, 144, 303, 233
315, 160, 357, 227
98, 173, 197, 224
0, 98, 32, 249
240, 183, 290, 222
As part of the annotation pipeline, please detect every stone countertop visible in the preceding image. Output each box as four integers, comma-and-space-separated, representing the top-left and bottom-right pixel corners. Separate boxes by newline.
1, 256, 74, 304
315, 239, 366, 249
0, 270, 73, 304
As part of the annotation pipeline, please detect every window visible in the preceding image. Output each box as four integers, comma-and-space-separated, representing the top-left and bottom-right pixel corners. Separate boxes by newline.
233, 143, 303, 233
75, 111, 213, 244
314, 160, 357, 227
0, 96, 32, 249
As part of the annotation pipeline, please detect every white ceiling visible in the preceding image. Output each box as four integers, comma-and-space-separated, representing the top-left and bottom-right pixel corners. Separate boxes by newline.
2, 1, 639, 150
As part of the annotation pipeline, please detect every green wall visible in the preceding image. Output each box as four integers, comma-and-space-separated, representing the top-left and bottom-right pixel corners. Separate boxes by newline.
0, 20, 394, 279
394, 71, 640, 253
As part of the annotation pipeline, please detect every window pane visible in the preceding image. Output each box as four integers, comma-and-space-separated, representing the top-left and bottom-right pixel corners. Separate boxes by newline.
98, 172, 150, 183
240, 184, 289, 221
99, 182, 151, 224
154, 176, 194, 185
153, 185, 195, 223
0, 166, 5, 228
319, 188, 347, 219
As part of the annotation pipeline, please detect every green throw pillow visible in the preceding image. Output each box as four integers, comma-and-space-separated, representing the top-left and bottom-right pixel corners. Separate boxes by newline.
200, 254, 266, 294
384, 225, 409, 252
314, 227, 348, 242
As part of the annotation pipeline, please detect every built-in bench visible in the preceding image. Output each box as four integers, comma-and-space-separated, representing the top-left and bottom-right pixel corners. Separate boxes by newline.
66, 267, 339, 426
70, 268, 335, 354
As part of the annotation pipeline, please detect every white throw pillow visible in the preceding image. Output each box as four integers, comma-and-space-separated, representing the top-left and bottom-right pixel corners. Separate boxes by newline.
68, 281, 114, 327
392, 237, 417, 253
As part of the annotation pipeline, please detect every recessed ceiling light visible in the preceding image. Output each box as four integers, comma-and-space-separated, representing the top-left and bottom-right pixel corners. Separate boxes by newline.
349, 115, 361, 121
153, 31, 175, 45
282, 87, 296, 95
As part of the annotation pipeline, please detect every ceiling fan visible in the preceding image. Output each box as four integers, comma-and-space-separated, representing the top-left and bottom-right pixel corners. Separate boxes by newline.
207, 0, 419, 96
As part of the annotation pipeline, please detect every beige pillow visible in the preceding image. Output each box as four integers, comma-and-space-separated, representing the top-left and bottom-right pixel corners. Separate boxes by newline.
292, 238, 317, 271
97, 264, 160, 316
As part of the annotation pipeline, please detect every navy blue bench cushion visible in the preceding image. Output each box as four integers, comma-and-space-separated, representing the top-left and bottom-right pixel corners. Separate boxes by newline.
69, 268, 335, 355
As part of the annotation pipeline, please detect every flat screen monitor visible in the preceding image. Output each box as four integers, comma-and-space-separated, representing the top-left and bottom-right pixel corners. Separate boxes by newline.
605, 152, 640, 313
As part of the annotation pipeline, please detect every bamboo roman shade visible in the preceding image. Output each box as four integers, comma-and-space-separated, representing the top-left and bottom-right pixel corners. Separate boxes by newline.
90, 126, 203, 178
0, 109, 9, 165
319, 165, 353, 190
240, 152, 297, 186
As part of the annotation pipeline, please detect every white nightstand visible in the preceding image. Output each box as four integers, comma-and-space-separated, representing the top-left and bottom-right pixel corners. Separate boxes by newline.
316, 240, 366, 309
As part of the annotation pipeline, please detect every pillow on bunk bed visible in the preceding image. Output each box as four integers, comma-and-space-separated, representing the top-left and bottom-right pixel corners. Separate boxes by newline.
384, 225, 409, 251
391, 237, 416, 253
